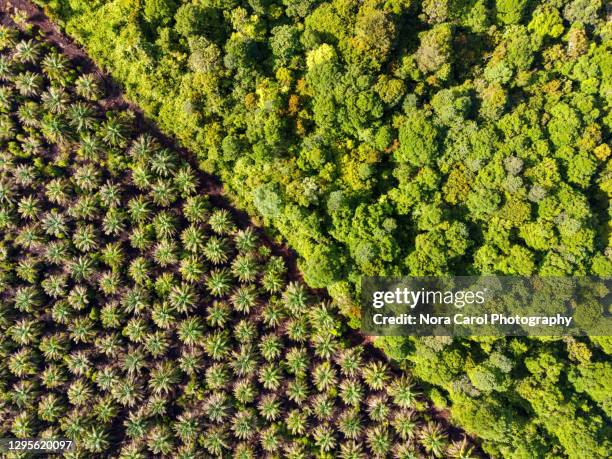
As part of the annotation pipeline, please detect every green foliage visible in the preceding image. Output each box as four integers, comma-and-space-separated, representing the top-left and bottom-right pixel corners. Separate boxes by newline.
0, 16, 471, 458
495, 0, 529, 25
396, 111, 439, 165
30, 0, 612, 457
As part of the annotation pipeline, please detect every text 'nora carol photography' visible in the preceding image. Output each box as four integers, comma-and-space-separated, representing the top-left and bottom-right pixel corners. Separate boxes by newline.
361, 276, 611, 336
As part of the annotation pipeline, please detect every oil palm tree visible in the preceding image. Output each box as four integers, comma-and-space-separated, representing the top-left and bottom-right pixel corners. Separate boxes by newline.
120, 288, 149, 316
286, 442, 310, 459
337, 409, 363, 440
150, 179, 177, 207
261, 301, 285, 328
173, 411, 199, 444
101, 242, 125, 270
42, 209, 68, 237
447, 436, 477, 459
392, 409, 417, 441
151, 301, 177, 330
177, 317, 204, 346
206, 268, 233, 296
181, 224, 206, 253
233, 379, 256, 405
233, 319, 257, 343
203, 392, 230, 423
0, 55, 12, 81
174, 165, 198, 197
13, 39, 40, 64
312, 360, 337, 392
0, 25, 16, 52
129, 134, 158, 162
388, 375, 419, 409
336, 347, 363, 378
129, 224, 153, 251
67, 378, 94, 406
313, 424, 336, 453
146, 424, 174, 455
203, 235, 230, 264
100, 113, 129, 147
311, 393, 335, 421
182, 195, 209, 223
111, 377, 143, 408
169, 283, 198, 314
286, 377, 309, 405
201, 425, 228, 456
285, 346, 309, 377
67, 102, 97, 133
366, 394, 390, 423
17, 100, 40, 127
0, 114, 15, 141
260, 363, 284, 390
339, 440, 367, 459
69, 254, 95, 283
311, 331, 339, 360
73, 164, 100, 191
366, 425, 392, 458
148, 148, 176, 177
93, 395, 118, 423
94, 366, 119, 392
285, 315, 310, 342
38, 393, 66, 422
41, 113, 69, 144
39, 332, 69, 361
257, 394, 281, 422
209, 209, 235, 235
41, 87, 71, 114
103, 208, 127, 236
27, 175, 50, 214
202, 330, 231, 361
14, 71, 43, 96
230, 284, 258, 314
13, 163, 37, 187
95, 332, 123, 357
152, 211, 177, 239
361, 361, 389, 391
286, 408, 308, 435
260, 424, 281, 452
340, 378, 364, 407
231, 408, 257, 440
419, 422, 448, 458
73, 223, 99, 252
41, 273, 68, 298
283, 281, 310, 315
77, 133, 102, 160
179, 255, 204, 289
206, 301, 230, 328
231, 253, 259, 282
127, 195, 151, 223
74, 73, 101, 101
144, 330, 170, 358
178, 348, 203, 376
68, 316, 96, 344
234, 227, 258, 252
42, 52, 72, 85
11, 411, 36, 438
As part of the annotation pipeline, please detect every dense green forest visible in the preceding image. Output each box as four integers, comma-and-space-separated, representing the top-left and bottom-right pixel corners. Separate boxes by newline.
25, 0, 612, 457
0, 16, 480, 457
